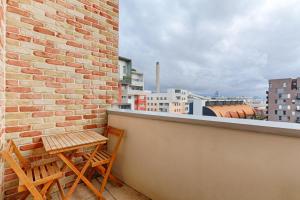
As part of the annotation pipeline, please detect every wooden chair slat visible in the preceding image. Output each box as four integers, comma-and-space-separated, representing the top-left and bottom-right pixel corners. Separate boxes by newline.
1, 140, 64, 199
40, 165, 48, 178
33, 166, 41, 181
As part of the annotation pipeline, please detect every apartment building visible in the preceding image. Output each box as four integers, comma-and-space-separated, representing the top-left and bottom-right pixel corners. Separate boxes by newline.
147, 89, 190, 114
118, 57, 147, 110
267, 78, 300, 123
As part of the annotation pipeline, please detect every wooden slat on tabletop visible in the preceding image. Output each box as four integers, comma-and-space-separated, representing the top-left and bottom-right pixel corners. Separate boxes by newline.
47, 136, 59, 150
53, 135, 65, 149
77, 132, 92, 144
51, 135, 62, 150
57, 134, 69, 148
64, 134, 76, 146
42, 137, 52, 152
61, 134, 72, 147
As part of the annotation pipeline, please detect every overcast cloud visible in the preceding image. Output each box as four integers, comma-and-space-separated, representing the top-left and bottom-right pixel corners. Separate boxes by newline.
119, 0, 300, 97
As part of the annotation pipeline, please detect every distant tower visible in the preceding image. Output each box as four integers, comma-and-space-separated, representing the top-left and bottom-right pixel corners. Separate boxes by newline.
214, 91, 220, 98
156, 62, 160, 93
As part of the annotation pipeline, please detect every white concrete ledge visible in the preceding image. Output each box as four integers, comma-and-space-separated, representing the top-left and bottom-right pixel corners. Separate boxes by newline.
107, 109, 300, 138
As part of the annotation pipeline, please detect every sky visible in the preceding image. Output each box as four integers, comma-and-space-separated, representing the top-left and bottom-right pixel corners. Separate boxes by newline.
119, 0, 300, 97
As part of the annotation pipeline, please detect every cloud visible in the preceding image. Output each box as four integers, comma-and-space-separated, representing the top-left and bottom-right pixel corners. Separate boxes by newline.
119, 0, 300, 97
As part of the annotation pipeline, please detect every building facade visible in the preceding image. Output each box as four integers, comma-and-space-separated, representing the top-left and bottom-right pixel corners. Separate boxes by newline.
147, 89, 190, 114
267, 78, 300, 123
118, 57, 147, 111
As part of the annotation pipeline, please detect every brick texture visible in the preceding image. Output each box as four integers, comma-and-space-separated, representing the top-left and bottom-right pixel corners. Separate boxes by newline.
0, 0, 5, 198
2, 0, 119, 198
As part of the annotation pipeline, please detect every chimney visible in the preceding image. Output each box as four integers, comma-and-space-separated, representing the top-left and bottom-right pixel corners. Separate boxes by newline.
156, 62, 160, 93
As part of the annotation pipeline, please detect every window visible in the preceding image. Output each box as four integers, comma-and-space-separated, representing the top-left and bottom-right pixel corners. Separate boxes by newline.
283, 111, 286, 115
275, 110, 278, 115
279, 116, 282, 120
279, 105, 282, 110
275, 99, 278, 104
279, 94, 282, 98
123, 66, 127, 74
283, 82, 287, 87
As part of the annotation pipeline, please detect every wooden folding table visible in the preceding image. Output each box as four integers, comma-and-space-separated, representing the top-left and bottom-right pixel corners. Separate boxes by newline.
42, 130, 108, 200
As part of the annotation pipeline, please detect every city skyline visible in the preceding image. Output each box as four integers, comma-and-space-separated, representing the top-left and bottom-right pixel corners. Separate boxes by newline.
119, 0, 300, 97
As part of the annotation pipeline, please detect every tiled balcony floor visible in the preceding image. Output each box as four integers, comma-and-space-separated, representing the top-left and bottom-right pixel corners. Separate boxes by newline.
51, 177, 151, 200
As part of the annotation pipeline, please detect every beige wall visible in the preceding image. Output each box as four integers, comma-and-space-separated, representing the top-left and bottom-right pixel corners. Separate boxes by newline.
108, 112, 300, 200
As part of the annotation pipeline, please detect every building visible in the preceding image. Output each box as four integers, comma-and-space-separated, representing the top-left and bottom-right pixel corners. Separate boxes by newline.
203, 100, 256, 119
267, 78, 300, 123
188, 94, 210, 115
118, 57, 147, 111
147, 89, 190, 114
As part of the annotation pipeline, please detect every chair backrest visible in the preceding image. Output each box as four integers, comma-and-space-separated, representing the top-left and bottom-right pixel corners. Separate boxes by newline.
2, 139, 30, 167
105, 126, 124, 158
0, 140, 44, 199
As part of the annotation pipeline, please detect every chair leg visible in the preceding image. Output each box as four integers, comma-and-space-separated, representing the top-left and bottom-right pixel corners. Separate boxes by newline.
87, 168, 96, 180
56, 180, 65, 200
41, 181, 53, 198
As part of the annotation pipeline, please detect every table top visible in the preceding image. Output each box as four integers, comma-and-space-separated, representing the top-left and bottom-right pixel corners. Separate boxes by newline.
42, 130, 108, 154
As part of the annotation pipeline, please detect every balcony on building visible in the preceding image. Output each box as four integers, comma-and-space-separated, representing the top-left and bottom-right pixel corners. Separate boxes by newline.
105, 109, 300, 200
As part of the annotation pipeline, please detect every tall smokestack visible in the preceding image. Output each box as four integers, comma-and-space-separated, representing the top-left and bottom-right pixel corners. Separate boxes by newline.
156, 62, 160, 93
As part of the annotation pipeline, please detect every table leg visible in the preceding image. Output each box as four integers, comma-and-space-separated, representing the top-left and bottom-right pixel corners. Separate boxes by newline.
58, 144, 103, 200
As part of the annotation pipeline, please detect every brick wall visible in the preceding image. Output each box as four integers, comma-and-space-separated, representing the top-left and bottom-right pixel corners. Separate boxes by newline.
0, 0, 5, 198
1, 0, 119, 198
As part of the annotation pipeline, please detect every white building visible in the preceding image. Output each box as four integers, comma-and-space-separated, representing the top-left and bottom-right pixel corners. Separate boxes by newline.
147, 89, 190, 114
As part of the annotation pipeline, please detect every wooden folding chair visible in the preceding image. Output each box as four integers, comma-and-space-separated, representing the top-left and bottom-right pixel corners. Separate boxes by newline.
0, 140, 65, 200
83, 126, 125, 198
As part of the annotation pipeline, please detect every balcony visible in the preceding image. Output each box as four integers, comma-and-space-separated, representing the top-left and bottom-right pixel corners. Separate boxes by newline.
106, 109, 300, 200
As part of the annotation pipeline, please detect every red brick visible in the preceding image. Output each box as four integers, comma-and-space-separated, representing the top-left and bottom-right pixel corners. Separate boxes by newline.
75, 28, 90, 35
66, 19, 82, 28
6, 125, 31, 133
56, 77, 74, 83
66, 116, 82, 120
6, 80, 18, 86
20, 143, 43, 151
33, 26, 55, 36
56, 100, 74, 105
84, 105, 98, 109
65, 62, 83, 68
84, 16, 97, 24
21, 17, 43, 27
33, 50, 55, 58
56, 11, 72, 19
7, 6, 30, 17
20, 131, 42, 137
19, 106, 42, 112
55, 111, 73, 116
6, 59, 31, 67
66, 41, 82, 48
75, 68, 91, 74
46, 59, 64, 65
21, 67, 42, 74
7, 32, 31, 42
83, 124, 97, 129
6, 52, 19, 59
75, 17, 91, 25
32, 111, 53, 117
83, 114, 97, 119
6, 87, 31, 93
5, 107, 18, 112
33, 38, 54, 47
